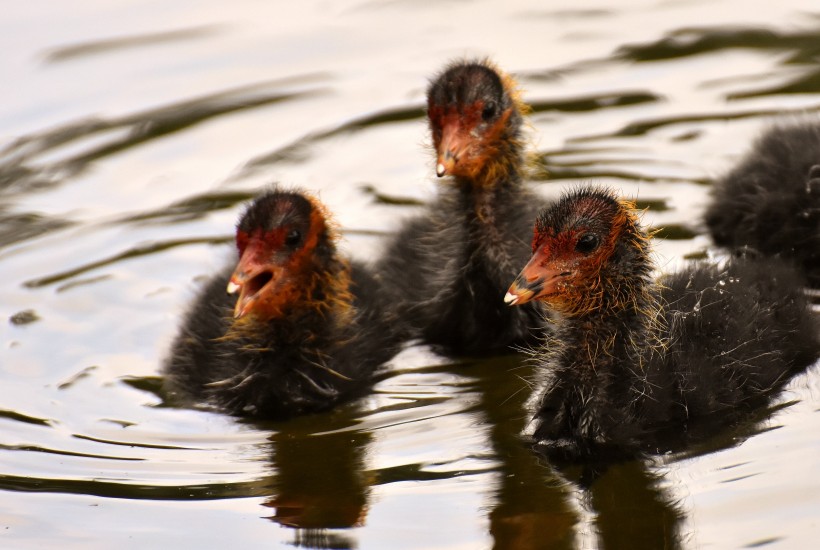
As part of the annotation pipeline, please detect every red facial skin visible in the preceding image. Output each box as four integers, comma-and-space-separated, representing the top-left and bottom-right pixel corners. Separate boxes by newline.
428, 101, 513, 183
505, 228, 600, 312
228, 208, 327, 321
505, 198, 635, 317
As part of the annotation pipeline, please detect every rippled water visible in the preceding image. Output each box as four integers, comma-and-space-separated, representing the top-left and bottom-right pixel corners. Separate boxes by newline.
2, 1, 819, 548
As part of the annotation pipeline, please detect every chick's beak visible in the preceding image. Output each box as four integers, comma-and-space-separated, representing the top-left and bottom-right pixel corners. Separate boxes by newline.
435, 121, 469, 178
504, 248, 564, 306
227, 239, 278, 319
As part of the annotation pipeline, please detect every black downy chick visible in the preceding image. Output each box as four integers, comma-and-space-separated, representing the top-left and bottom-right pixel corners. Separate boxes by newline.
164, 189, 401, 419
507, 186, 819, 460
705, 121, 820, 287
376, 59, 548, 355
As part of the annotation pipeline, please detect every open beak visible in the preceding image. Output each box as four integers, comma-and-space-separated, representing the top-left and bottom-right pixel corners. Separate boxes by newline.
504, 248, 566, 306
227, 240, 278, 319
435, 121, 470, 177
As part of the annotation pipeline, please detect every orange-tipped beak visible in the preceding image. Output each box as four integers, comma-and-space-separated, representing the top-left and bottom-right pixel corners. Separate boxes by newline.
435, 121, 470, 178
504, 248, 566, 306
227, 239, 279, 319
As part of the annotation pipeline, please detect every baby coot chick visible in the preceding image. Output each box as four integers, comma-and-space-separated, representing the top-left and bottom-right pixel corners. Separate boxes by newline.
705, 121, 820, 287
164, 188, 400, 419
376, 59, 547, 355
506, 186, 819, 460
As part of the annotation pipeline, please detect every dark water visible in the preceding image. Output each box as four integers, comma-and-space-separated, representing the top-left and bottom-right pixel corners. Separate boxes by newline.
2, 1, 819, 548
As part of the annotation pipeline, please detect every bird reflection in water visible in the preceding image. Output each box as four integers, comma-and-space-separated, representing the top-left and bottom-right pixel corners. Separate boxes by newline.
239, 346, 794, 549
465, 354, 683, 549
260, 408, 373, 549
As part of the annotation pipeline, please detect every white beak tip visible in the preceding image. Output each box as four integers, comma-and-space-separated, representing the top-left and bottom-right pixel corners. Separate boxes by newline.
436, 163, 446, 177
226, 281, 240, 295
503, 291, 519, 306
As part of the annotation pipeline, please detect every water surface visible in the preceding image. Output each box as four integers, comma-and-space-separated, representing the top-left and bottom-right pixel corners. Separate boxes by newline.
1, 1, 819, 548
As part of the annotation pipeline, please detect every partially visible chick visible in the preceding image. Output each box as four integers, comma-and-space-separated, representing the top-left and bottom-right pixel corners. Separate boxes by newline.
164, 188, 400, 419
705, 121, 820, 287
376, 59, 548, 355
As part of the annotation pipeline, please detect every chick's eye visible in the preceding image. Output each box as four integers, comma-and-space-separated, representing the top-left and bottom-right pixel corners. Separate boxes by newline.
481, 102, 497, 121
285, 229, 302, 247
575, 233, 600, 254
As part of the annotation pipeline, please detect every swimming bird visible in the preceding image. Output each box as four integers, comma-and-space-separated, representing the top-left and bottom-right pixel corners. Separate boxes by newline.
705, 121, 820, 287
506, 186, 818, 459
376, 59, 548, 355
164, 188, 401, 419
